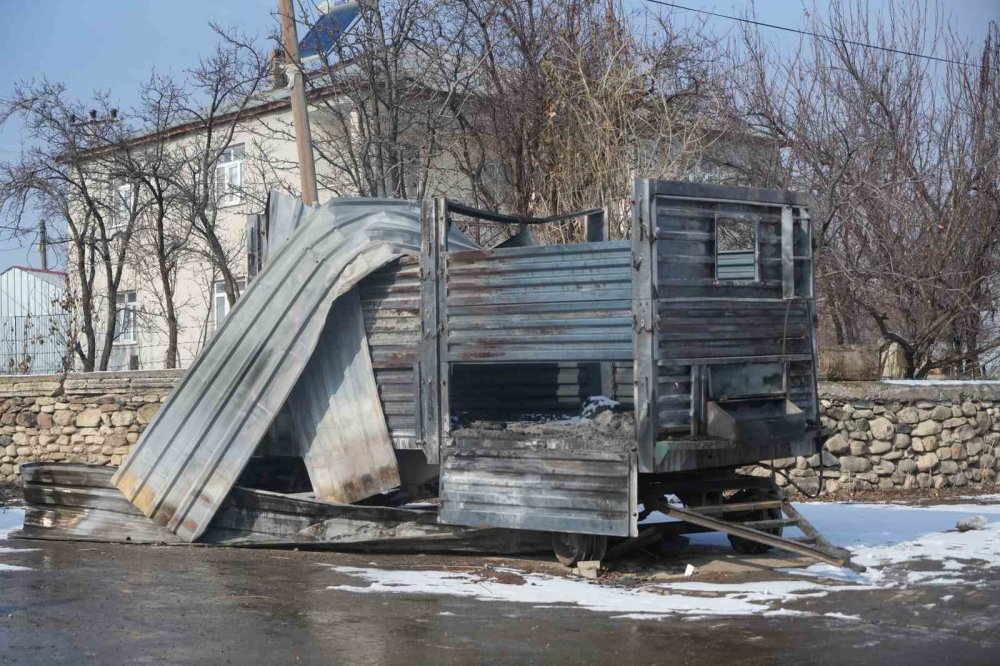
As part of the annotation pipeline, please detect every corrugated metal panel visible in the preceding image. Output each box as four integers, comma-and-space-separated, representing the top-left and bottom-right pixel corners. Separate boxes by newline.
445, 242, 633, 363
440, 434, 636, 537
18, 462, 184, 544
657, 363, 691, 432
18, 461, 550, 554
113, 194, 476, 542
358, 259, 421, 448
658, 300, 813, 361
611, 362, 635, 408
287, 286, 399, 502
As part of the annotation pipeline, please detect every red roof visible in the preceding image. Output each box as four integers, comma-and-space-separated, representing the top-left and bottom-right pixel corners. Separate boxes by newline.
9, 265, 67, 277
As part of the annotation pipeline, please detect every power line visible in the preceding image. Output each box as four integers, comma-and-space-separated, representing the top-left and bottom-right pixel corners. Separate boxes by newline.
645, 0, 997, 73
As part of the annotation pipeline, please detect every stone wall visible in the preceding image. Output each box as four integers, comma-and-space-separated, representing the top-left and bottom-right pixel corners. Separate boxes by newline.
761, 382, 1000, 494
1, 372, 998, 496
0, 370, 182, 485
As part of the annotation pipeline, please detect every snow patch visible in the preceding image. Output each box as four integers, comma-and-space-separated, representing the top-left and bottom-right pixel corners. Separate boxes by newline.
327, 500, 1000, 619
327, 566, 868, 619
824, 612, 862, 621
785, 502, 1000, 587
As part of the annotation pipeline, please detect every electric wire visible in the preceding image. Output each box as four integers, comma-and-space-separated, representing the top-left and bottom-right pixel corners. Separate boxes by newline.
644, 0, 999, 73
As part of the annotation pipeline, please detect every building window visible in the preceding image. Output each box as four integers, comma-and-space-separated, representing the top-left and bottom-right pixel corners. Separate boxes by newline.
215, 144, 245, 207
715, 216, 757, 281
114, 290, 137, 345
213, 279, 245, 331
111, 184, 133, 232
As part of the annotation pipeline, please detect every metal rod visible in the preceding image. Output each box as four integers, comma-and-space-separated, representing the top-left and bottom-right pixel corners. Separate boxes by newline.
681, 500, 785, 515
446, 201, 603, 226
278, 0, 319, 206
661, 502, 865, 572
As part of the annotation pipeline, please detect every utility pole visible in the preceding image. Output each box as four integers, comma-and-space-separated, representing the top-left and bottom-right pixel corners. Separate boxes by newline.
38, 219, 48, 271
278, 0, 320, 206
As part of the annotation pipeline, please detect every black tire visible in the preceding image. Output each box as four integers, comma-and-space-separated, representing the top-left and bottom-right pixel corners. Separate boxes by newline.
725, 488, 783, 555
551, 533, 609, 566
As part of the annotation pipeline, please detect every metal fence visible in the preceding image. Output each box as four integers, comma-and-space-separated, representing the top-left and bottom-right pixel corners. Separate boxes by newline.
0, 267, 71, 375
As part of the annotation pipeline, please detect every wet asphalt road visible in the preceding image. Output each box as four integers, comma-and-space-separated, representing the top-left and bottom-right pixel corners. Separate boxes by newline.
1, 535, 998, 666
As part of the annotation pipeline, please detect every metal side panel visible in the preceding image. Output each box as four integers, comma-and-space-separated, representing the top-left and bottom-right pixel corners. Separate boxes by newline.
287, 286, 399, 503
16, 462, 549, 554
17, 462, 183, 544
439, 439, 637, 537
112, 193, 476, 542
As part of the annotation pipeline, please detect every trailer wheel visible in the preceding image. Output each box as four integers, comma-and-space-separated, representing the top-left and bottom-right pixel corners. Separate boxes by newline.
551, 533, 608, 566
725, 488, 783, 555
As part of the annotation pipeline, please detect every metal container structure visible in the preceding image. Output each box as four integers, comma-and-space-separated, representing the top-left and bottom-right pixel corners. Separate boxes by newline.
21, 180, 860, 570
418, 180, 819, 543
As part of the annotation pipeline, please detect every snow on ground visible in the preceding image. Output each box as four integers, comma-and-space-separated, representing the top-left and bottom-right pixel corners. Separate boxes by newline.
328, 565, 871, 619
786, 502, 1000, 587
0, 507, 31, 572
328, 499, 1000, 620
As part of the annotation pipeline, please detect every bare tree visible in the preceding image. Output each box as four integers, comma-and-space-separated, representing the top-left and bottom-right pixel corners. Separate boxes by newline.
163, 41, 269, 307
246, 0, 476, 202
0, 81, 145, 371
114, 75, 197, 369
431, 0, 723, 240
730, 1, 1000, 377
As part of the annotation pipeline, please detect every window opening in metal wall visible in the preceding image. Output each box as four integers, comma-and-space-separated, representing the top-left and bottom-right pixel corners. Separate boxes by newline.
715, 216, 757, 281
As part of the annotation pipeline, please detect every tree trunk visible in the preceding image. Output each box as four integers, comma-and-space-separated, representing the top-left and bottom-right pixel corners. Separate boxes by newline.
74, 238, 97, 372
162, 273, 178, 370
98, 287, 118, 372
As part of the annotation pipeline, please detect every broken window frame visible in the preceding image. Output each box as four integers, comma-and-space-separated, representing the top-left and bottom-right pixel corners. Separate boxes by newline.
714, 214, 759, 282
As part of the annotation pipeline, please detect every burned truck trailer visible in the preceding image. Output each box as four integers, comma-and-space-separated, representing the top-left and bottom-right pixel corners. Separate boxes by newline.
17, 179, 857, 569
387, 179, 841, 565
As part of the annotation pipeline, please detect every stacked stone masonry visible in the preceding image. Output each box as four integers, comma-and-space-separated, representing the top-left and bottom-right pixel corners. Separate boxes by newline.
1, 373, 998, 496
756, 382, 1000, 495
0, 370, 181, 485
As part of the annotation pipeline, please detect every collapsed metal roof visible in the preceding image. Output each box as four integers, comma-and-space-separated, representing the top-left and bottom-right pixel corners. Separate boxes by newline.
113, 193, 475, 542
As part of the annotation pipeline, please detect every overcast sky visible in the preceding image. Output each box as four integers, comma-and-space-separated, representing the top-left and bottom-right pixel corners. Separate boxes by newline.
1, 0, 996, 271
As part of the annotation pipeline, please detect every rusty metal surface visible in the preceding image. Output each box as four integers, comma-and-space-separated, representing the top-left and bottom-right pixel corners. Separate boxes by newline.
17, 462, 548, 554
112, 193, 475, 542
645, 180, 819, 472
287, 286, 400, 503
445, 242, 634, 363
17, 462, 182, 544
440, 432, 637, 537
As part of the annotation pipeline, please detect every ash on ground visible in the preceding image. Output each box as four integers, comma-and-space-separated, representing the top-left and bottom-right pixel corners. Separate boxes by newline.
453, 396, 635, 446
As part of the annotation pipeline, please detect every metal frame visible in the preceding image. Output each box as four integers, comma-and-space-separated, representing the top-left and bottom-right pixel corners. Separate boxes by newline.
631, 179, 658, 472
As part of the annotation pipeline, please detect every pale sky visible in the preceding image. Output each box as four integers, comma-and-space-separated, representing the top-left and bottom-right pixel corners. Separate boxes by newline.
0, 0, 996, 272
